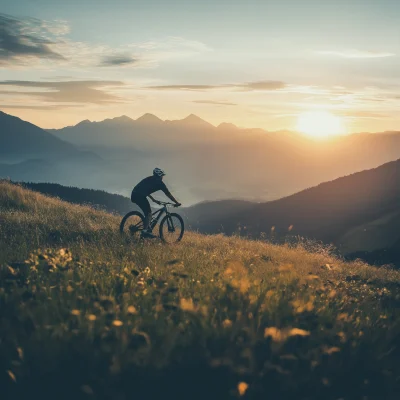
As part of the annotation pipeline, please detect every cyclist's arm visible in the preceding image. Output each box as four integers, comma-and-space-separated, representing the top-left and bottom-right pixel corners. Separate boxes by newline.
161, 186, 180, 205
148, 195, 160, 204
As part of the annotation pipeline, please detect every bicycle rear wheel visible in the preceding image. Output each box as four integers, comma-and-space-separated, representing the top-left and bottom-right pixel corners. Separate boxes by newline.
159, 213, 184, 244
120, 211, 145, 240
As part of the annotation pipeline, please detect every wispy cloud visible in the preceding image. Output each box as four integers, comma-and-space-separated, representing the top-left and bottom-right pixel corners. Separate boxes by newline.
0, 13, 211, 70
192, 100, 237, 106
338, 110, 389, 119
145, 80, 286, 92
146, 84, 219, 91
0, 80, 125, 104
244, 81, 286, 90
317, 50, 396, 59
0, 13, 65, 65
0, 104, 78, 111
100, 54, 138, 67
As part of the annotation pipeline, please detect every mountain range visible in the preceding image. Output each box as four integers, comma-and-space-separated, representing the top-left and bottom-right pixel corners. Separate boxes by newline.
2, 110, 400, 206
48, 112, 400, 204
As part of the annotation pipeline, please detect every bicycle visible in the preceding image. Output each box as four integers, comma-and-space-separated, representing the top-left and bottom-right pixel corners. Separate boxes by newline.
120, 201, 184, 244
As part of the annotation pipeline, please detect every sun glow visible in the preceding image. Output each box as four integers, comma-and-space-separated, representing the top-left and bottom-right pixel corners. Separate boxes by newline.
296, 111, 345, 139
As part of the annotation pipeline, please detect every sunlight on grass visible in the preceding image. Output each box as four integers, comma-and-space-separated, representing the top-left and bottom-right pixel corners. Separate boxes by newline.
1, 181, 400, 399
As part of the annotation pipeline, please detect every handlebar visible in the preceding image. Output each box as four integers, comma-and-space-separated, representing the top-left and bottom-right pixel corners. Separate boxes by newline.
156, 201, 181, 207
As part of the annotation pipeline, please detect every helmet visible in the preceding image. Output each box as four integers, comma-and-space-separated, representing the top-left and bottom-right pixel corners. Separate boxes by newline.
153, 167, 166, 177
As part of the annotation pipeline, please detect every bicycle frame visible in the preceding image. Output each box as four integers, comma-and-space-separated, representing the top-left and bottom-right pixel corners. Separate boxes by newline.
149, 204, 170, 230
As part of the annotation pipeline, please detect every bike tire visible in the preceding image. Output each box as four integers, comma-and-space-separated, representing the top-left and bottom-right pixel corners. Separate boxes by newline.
159, 213, 184, 244
120, 211, 145, 240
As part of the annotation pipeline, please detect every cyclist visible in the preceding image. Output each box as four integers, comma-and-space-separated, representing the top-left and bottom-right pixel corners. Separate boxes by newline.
131, 168, 181, 238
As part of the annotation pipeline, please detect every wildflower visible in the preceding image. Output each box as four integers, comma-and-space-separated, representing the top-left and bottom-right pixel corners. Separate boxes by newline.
238, 382, 248, 396
66, 285, 74, 293
323, 346, 340, 355
87, 314, 97, 321
266, 290, 274, 298
71, 309, 81, 316
180, 298, 195, 311
127, 305, 137, 314
112, 320, 123, 327
292, 297, 315, 313
328, 290, 337, 298
7, 370, 16, 382
337, 313, 351, 322
264, 327, 285, 342
17, 347, 23, 360
337, 331, 347, 343
222, 319, 233, 328
288, 328, 310, 337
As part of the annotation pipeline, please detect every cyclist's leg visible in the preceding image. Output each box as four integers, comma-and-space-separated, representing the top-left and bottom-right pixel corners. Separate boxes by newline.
131, 192, 151, 230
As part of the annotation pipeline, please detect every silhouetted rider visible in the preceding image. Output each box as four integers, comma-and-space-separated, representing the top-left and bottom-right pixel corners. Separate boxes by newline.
131, 168, 181, 238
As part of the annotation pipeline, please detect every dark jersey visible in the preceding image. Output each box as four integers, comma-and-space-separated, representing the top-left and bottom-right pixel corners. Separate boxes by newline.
132, 176, 171, 197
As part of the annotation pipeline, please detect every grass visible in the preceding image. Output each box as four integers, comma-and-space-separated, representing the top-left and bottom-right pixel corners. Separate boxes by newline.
1, 180, 400, 399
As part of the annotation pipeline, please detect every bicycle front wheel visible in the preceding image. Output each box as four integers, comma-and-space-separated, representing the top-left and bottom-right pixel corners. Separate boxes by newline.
159, 213, 184, 244
120, 211, 145, 240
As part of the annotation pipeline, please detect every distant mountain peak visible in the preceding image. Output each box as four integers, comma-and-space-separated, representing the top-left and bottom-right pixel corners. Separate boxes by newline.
136, 113, 163, 124
217, 122, 238, 130
111, 115, 134, 123
177, 114, 214, 128
183, 114, 205, 122
75, 119, 92, 126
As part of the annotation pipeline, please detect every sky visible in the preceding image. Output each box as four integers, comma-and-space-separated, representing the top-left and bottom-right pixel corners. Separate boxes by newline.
0, 0, 399, 132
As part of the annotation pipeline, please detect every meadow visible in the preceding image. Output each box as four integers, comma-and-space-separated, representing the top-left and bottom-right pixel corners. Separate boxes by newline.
1, 180, 400, 399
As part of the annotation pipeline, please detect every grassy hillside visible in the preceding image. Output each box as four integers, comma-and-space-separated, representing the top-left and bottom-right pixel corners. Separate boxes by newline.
17, 181, 135, 216
1, 181, 400, 399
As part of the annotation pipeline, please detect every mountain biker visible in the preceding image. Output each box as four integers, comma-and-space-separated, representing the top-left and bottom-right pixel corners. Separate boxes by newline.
131, 168, 181, 238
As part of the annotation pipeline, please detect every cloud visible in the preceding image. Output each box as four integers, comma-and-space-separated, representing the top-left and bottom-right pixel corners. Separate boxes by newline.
318, 50, 396, 59
146, 84, 220, 91
0, 80, 125, 104
338, 110, 388, 119
145, 80, 287, 92
0, 13, 65, 64
192, 100, 237, 106
1, 13, 211, 70
0, 104, 78, 111
100, 54, 138, 67
243, 81, 286, 91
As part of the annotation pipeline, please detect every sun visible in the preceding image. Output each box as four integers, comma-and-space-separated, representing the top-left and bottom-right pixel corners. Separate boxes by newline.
296, 111, 345, 139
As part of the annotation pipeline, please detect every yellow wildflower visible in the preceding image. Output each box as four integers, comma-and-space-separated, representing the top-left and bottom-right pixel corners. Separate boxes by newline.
222, 319, 233, 328
127, 305, 138, 314
288, 328, 310, 337
238, 382, 249, 396
264, 327, 285, 342
180, 298, 195, 311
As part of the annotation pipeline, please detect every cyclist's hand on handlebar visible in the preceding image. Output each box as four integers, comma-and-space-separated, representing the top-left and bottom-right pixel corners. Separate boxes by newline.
174, 202, 182, 208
